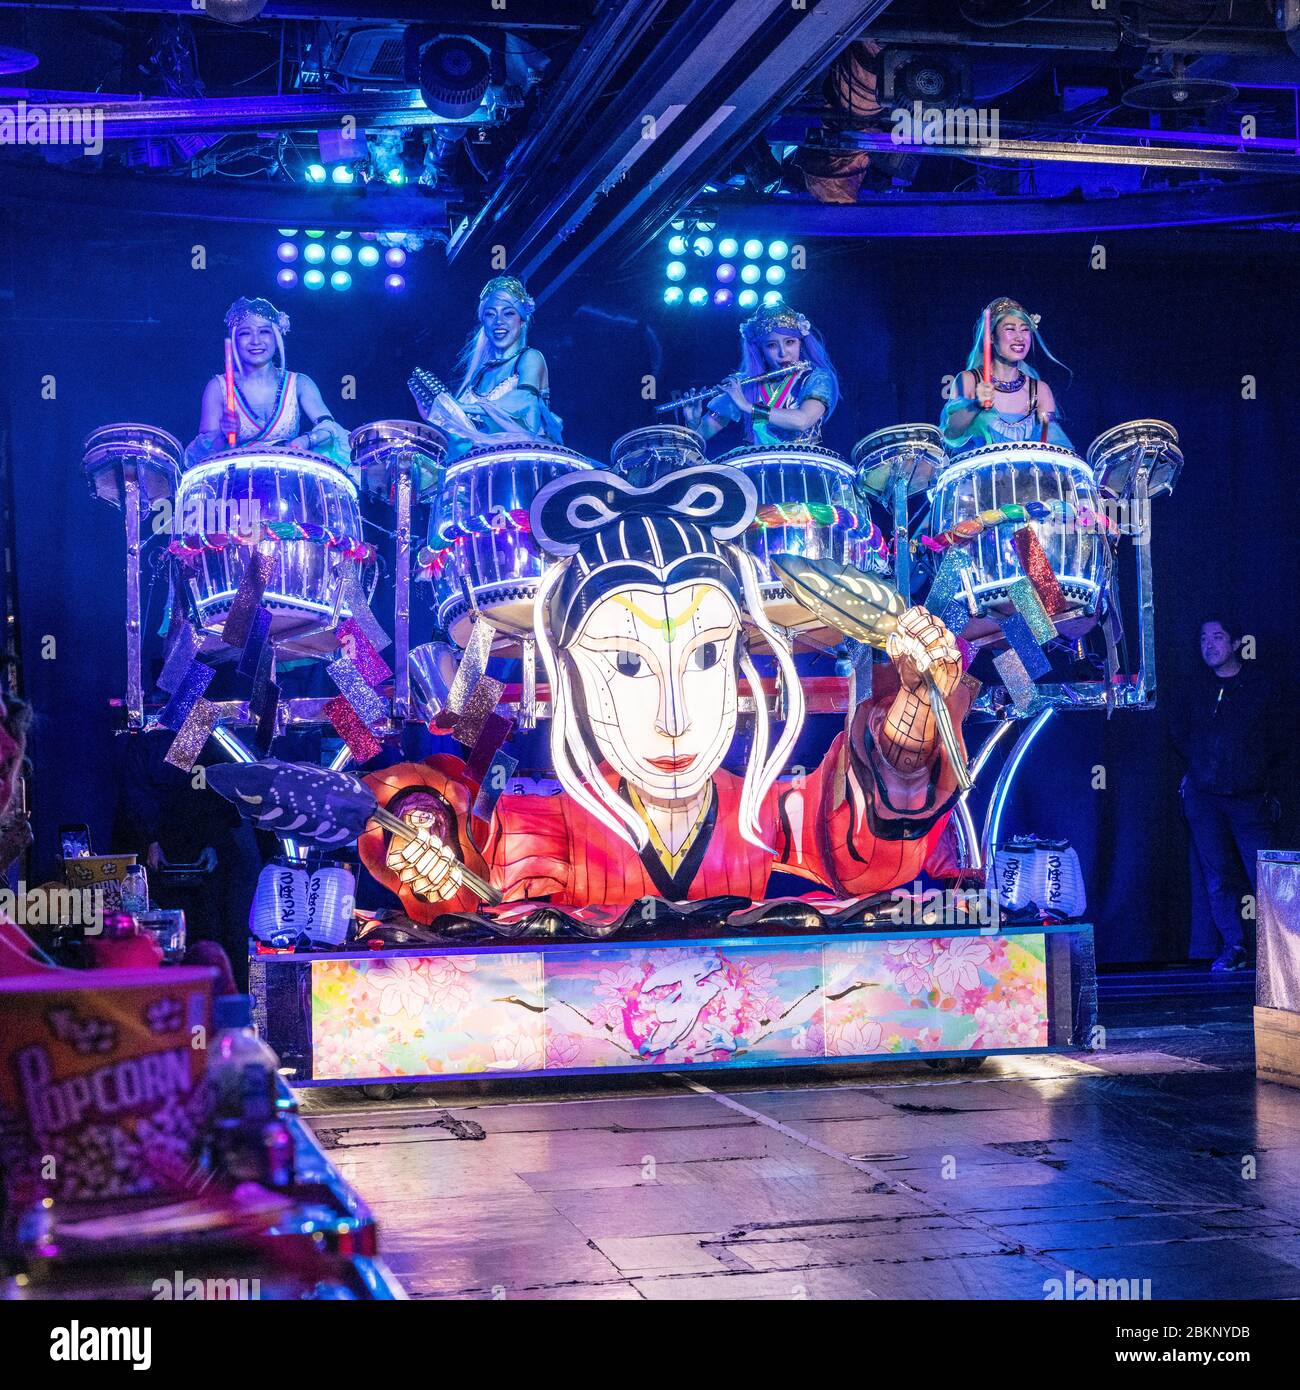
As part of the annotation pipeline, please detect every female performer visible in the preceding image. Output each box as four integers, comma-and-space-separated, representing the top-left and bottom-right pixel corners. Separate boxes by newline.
361, 466, 972, 919
685, 302, 838, 449
941, 297, 1072, 454
186, 297, 352, 469
413, 275, 563, 460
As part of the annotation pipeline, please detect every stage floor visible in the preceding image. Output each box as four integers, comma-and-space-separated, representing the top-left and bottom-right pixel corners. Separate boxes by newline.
295, 967, 1300, 1299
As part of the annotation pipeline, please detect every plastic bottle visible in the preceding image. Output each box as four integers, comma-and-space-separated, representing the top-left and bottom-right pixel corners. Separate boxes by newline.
249, 860, 310, 945
120, 863, 150, 916
206, 994, 280, 1123
304, 865, 356, 947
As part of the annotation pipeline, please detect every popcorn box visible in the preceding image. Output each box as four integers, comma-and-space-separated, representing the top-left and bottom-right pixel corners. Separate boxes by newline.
0, 967, 215, 1208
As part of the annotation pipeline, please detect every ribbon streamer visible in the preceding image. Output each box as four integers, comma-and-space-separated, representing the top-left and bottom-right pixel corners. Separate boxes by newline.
324, 694, 382, 763
452, 676, 506, 749
164, 697, 218, 771
327, 657, 387, 726
466, 711, 514, 782
472, 750, 519, 822
925, 547, 973, 617
236, 606, 273, 679
938, 598, 970, 640
336, 617, 392, 689
519, 638, 538, 731
158, 622, 200, 695
1007, 576, 1057, 643
250, 643, 276, 713
158, 659, 214, 732
253, 680, 280, 757
998, 612, 1051, 679
993, 647, 1037, 712
1011, 526, 1068, 615
445, 619, 497, 717
222, 549, 275, 648
338, 574, 390, 652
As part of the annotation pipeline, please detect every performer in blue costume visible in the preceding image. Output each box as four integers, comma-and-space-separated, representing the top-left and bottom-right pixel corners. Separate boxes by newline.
941, 297, 1072, 454
687, 301, 839, 449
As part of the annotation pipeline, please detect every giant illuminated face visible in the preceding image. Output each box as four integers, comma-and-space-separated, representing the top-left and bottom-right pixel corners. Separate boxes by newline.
567, 581, 741, 805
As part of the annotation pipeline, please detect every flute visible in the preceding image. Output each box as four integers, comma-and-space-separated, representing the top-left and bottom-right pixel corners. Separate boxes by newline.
655, 362, 810, 416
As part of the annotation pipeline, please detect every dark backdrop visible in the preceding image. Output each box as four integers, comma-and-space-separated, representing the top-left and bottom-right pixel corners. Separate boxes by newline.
1, 201, 1295, 963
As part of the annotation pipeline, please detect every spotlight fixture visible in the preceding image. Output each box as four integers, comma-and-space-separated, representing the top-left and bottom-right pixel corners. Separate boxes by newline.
411, 34, 492, 119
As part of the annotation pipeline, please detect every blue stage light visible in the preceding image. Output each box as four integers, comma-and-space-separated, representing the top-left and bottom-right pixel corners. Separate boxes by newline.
276, 268, 298, 290
384, 247, 407, 268
718, 237, 739, 258
305, 164, 326, 183
277, 242, 298, 263
687, 287, 708, 306
331, 245, 353, 265
384, 273, 406, 293
666, 261, 686, 282
303, 268, 325, 289
667, 234, 687, 256
386, 167, 404, 184
767, 239, 789, 260
740, 264, 761, 285
765, 264, 786, 285
742, 238, 763, 259
331, 165, 354, 185
737, 289, 759, 309
304, 229, 325, 238
692, 235, 713, 257
330, 270, 352, 290
663, 286, 684, 306
713, 288, 733, 306
303, 243, 326, 265
762, 290, 784, 306
335, 231, 352, 239
715, 263, 736, 284
277, 228, 298, 237
357, 245, 380, 268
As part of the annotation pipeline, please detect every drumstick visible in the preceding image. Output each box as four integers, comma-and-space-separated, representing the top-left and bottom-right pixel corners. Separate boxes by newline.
224, 338, 237, 448
1039, 414, 1049, 444
982, 308, 992, 402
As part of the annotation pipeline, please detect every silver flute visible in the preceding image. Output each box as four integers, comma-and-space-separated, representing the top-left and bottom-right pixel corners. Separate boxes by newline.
654, 362, 810, 416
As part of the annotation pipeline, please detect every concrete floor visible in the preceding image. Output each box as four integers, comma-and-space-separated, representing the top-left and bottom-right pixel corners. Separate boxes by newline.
299, 968, 1300, 1299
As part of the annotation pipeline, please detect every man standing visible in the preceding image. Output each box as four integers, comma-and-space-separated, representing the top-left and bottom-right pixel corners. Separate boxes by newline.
1173, 618, 1282, 971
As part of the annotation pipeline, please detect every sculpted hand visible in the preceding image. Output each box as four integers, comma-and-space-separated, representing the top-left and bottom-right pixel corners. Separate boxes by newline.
885, 606, 962, 700
389, 825, 464, 904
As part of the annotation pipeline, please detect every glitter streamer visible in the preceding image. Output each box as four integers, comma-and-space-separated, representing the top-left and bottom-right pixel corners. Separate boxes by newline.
520, 639, 537, 731
253, 680, 279, 757
222, 549, 274, 648
327, 657, 387, 725
993, 647, 1037, 712
1011, 526, 1067, 615
325, 694, 382, 763
158, 622, 199, 694
955, 636, 975, 671
998, 612, 1051, 679
452, 675, 505, 748
164, 697, 218, 771
236, 606, 273, 679
158, 659, 214, 731
472, 750, 519, 822
250, 643, 276, 714
1007, 576, 1057, 643
338, 574, 390, 652
445, 619, 497, 716
337, 617, 392, 689
938, 598, 970, 639
925, 547, 973, 616
466, 711, 514, 782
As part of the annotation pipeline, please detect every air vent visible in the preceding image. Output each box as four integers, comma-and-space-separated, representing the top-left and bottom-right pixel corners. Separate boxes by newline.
335, 26, 409, 84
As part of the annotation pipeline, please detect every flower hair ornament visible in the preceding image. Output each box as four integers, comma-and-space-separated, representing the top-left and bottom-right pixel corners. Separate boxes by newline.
479, 275, 536, 319
741, 302, 812, 343
225, 296, 291, 336
985, 297, 1040, 329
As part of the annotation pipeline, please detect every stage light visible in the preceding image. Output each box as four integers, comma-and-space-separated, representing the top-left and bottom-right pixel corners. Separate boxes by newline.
384, 273, 406, 293
768, 239, 789, 260
331, 164, 354, 185
384, 247, 407, 268
276, 268, 298, 290
303, 269, 325, 289
743, 238, 763, 259
737, 289, 759, 308
665, 261, 686, 282
330, 270, 352, 291
334, 231, 352, 240
303, 243, 326, 264
386, 167, 404, 184
331, 245, 353, 265
664, 286, 684, 306
687, 287, 708, 306
415, 35, 490, 119
667, 234, 687, 256
277, 228, 298, 237
692, 235, 713, 257
358, 245, 380, 267
305, 229, 325, 238
765, 265, 786, 285
277, 242, 298, 263
715, 263, 736, 284
670, 218, 686, 231
305, 164, 326, 183
740, 264, 761, 285
718, 237, 739, 258
713, 288, 733, 306
763, 290, 784, 306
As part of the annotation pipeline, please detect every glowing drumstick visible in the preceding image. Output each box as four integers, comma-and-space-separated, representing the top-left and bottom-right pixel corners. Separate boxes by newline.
224, 338, 237, 447
982, 308, 992, 402
771, 553, 972, 792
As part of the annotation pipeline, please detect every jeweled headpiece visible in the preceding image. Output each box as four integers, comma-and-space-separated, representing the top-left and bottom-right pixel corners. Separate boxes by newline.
740, 302, 811, 343
985, 297, 1040, 329
225, 296, 290, 336
479, 276, 535, 318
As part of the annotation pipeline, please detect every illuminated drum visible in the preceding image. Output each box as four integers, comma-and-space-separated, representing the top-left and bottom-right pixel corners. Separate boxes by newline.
1086, 419, 1182, 501
852, 423, 946, 504
83, 422, 182, 510
717, 443, 880, 634
610, 425, 706, 488
174, 446, 373, 658
350, 418, 447, 504
430, 441, 596, 647
927, 441, 1108, 638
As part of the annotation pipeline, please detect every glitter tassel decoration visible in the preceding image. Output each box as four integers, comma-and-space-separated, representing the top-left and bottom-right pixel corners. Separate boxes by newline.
164, 697, 218, 771
993, 647, 1037, 712
1011, 526, 1067, 616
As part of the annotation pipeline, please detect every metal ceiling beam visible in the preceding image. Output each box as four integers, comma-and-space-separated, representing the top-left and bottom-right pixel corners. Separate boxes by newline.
451, 0, 895, 299
704, 181, 1300, 236
0, 0, 591, 23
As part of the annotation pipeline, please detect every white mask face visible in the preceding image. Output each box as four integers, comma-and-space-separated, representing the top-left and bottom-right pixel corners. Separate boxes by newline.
566, 581, 740, 803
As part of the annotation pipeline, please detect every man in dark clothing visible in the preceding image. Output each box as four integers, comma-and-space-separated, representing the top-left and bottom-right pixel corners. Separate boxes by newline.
1171, 618, 1282, 972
